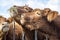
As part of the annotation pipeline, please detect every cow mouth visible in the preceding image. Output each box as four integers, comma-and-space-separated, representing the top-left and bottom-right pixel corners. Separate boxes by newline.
2, 23, 9, 32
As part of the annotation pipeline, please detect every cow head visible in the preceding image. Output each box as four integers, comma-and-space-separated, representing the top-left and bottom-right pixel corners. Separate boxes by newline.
42, 8, 58, 22
0, 16, 9, 33
47, 11, 58, 22
43, 8, 58, 22
20, 9, 44, 30
9, 5, 33, 24
9, 5, 33, 17
20, 8, 43, 25
20, 8, 58, 30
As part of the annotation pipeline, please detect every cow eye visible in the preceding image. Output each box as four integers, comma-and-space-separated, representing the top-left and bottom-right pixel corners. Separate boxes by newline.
25, 8, 28, 10
37, 12, 41, 15
13, 10, 15, 11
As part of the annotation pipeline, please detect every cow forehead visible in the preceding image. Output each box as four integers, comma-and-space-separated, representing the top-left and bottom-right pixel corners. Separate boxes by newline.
0, 18, 6, 22
1, 22, 8, 24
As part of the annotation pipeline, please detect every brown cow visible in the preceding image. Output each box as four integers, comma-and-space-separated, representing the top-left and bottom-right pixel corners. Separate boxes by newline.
20, 8, 43, 25
20, 8, 59, 40
6, 17, 35, 40
8, 5, 36, 40
9, 5, 60, 40
42, 9, 59, 40
6, 21, 24, 40
9, 5, 33, 17
9, 5, 33, 25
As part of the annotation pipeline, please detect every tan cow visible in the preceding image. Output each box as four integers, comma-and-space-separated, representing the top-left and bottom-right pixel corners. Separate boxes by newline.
0, 16, 9, 40
6, 17, 23, 40
6, 21, 24, 40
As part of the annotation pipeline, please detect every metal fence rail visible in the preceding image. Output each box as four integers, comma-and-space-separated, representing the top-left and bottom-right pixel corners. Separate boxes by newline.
35, 30, 37, 40
4, 21, 49, 40
22, 32, 25, 40
13, 20, 15, 40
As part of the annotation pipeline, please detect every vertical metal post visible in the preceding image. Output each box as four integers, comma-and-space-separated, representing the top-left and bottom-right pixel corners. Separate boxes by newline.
13, 19, 15, 40
45, 34, 49, 40
45, 26, 49, 40
22, 32, 25, 40
35, 30, 37, 40
4, 32, 8, 40
4, 34, 6, 40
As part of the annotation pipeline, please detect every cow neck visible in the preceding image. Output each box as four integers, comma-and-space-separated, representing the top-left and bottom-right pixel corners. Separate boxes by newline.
43, 16, 60, 39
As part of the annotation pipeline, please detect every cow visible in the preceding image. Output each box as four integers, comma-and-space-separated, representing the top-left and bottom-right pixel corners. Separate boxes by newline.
8, 5, 33, 25
0, 16, 9, 40
9, 5, 60, 40
6, 17, 35, 40
9, 5, 33, 17
20, 8, 59, 40
6, 21, 24, 40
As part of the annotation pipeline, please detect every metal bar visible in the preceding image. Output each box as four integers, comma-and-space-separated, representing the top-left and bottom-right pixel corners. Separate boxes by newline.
35, 30, 37, 40
46, 26, 49, 40
22, 32, 25, 40
13, 19, 15, 40
4, 31, 8, 40
4, 34, 6, 40
45, 34, 49, 40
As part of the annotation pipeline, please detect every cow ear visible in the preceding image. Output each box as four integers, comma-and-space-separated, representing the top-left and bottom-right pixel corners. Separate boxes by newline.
47, 11, 58, 22
43, 8, 51, 16
7, 17, 13, 23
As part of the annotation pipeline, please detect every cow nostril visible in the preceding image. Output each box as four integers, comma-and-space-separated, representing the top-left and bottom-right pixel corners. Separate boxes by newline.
25, 17, 30, 21
2, 27, 9, 32
2, 24, 4, 25
25, 18, 30, 22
